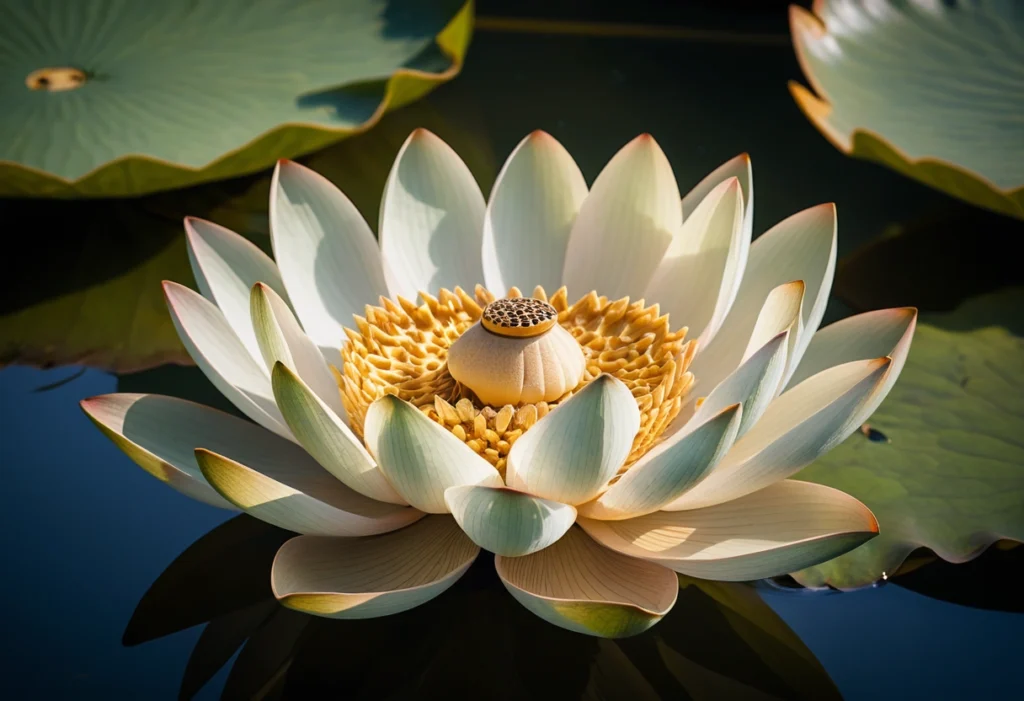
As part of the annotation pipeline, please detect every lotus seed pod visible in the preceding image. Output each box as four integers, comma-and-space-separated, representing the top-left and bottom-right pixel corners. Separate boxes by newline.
448, 298, 585, 406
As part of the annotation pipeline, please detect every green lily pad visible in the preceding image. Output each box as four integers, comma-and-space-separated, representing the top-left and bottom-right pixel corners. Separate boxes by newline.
0, 199, 196, 372
794, 288, 1024, 589
0, 99, 494, 374
0, 0, 472, 198
146, 93, 497, 239
789, 1, 1024, 219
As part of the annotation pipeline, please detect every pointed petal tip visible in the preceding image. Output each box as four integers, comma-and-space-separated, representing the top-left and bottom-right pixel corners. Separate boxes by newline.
375, 393, 403, 409
716, 402, 743, 419
721, 175, 742, 193
782, 279, 806, 294
789, 3, 825, 35
626, 133, 664, 152
160, 279, 187, 302
872, 356, 894, 371
408, 127, 439, 142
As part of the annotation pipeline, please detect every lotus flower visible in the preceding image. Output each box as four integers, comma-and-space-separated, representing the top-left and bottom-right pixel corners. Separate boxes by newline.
82, 130, 916, 638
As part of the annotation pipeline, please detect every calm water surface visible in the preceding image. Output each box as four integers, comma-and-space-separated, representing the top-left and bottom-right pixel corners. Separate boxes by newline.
2, 4, 1022, 698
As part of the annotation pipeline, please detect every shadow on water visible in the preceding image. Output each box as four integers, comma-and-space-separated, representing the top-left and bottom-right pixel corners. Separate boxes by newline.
834, 202, 1024, 322
889, 544, 1024, 615
124, 514, 843, 701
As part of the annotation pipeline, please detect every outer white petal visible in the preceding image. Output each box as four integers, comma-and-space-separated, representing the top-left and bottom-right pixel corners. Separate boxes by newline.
270, 363, 406, 505
690, 332, 789, 437
163, 281, 290, 439
506, 375, 640, 505
689, 204, 837, 396
665, 357, 891, 510
786, 307, 918, 422
379, 129, 485, 299
645, 177, 745, 346
561, 135, 682, 301
269, 159, 389, 357
250, 282, 347, 422
444, 486, 577, 557
482, 131, 588, 293
363, 394, 503, 514
80, 393, 238, 510
577, 404, 742, 521
271, 516, 478, 619
495, 526, 679, 638
184, 217, 290, 368
194, 446, 422, 537
579, 480, 878, 581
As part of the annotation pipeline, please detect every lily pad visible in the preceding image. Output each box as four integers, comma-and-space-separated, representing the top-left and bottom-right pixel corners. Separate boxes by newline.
146, 94, 497, 239
789, 1, 1024, 219
0, 99, 493, 374
0, 199, 196, 373
0, 0, 472, 198
794, 288, 1024, 589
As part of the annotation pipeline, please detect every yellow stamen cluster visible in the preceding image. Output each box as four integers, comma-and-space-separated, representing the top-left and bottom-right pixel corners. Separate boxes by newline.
336, 285, 695, 478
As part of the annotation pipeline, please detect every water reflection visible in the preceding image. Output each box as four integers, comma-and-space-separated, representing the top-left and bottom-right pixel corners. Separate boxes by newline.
127, 514, 841, 700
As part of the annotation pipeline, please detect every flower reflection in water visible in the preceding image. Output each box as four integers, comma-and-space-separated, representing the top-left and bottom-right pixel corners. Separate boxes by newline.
124, 515, 845, 700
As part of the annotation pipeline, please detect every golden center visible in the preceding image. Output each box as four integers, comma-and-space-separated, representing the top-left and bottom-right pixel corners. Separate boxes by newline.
335, 285, 695, 478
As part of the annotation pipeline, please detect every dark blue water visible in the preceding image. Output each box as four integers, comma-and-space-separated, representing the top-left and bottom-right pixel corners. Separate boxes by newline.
2, 364, 1020, 698
2, 2, 1022, 697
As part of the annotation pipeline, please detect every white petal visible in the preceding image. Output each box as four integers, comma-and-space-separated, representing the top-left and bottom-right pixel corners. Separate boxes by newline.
495, 526, 678, 638
271, 516, 478, 619
80, 393, 238, 510
577, 403, 742, 521
742, 279, 805, 382
507, 375, 640, 505
444, 486, 577, 557
194, 446, 422, 537
645, 177, 745, 346
580, 480, 878, 581
250, 282, 348, 422
163, 281, 290, 439
184, 217, 290, 367
269, 159, 389, 356
379, 129, 485, 299
363, 394, 503, 514
680, 154, 754, 345
561, 135, 682, 301
689, 204, 837, 396
690, 331, 790, 436
482, 131, 588, 293
786, 307, 918, 421
665, 357, 891, 510
270, 363, 406, 505
681, 153, 753, 245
